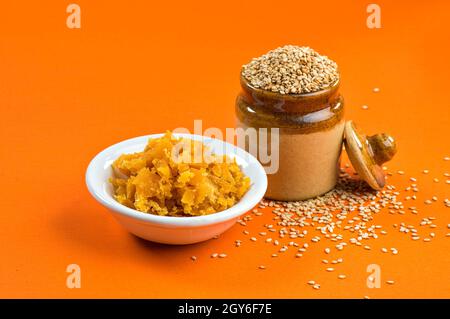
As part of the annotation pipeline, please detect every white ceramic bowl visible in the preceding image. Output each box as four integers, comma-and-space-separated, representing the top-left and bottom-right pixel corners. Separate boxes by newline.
86, 133, 267, 245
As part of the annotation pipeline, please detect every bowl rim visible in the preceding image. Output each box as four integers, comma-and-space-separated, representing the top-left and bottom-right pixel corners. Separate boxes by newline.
85, 133, 267, 228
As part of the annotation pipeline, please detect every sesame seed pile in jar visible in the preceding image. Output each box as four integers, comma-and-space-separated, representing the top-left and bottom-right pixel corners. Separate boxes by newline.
241, 45, 339, 94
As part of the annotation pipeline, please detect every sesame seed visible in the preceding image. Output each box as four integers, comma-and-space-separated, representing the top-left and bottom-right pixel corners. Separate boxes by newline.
313, 284, 321, 290
218, 253, 227, 258
386, 280, 395, 285
361, 105, 369, 110
338, 274, 347, 279
373, 87, 380, 93
242, 45, 339, 94
326, 267, 335, 272
211, 253, 218, 258
307, 280, 316, 285
191, 256, 197, 261
258, 265, 266, 270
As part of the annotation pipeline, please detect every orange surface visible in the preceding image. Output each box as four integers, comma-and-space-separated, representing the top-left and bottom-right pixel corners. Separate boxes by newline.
1, 0, 449, 298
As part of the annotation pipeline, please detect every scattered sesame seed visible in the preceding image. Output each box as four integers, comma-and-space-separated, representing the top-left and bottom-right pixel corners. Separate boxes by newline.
211, 253, 218, 258
326, 267, 335, 272
386, 280, 395, 285
218, 253, 227, 258
373, 87, 380, 93
191, 256, 197, 261
313, 284, 321, 290
258, 265, 266, 270
338, 274, 347, 279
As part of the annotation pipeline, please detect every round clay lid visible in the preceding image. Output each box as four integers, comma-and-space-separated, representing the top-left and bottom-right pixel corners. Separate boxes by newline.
344, 121, 397, 190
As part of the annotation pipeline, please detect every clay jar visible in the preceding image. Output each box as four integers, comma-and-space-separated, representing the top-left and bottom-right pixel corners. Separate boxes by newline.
236, 75, 345, 201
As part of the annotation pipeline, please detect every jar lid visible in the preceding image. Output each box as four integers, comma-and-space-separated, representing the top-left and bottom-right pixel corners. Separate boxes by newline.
344, 121, 397, 190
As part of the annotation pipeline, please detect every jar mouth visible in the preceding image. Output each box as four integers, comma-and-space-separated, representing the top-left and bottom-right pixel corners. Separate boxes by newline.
240, 72, 340, 101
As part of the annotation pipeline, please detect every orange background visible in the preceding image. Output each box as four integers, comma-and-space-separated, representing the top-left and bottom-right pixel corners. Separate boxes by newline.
1, 0, 449, 298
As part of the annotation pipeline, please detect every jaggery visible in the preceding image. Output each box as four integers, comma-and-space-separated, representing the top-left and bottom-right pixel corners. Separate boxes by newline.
110, 132, 250, 216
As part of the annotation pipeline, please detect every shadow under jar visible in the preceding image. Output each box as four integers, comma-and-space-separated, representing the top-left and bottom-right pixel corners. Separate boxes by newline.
236, 75, 345, 201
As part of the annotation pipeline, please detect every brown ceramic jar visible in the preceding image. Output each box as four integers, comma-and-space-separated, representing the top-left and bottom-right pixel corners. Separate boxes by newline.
236, 75, 345, 201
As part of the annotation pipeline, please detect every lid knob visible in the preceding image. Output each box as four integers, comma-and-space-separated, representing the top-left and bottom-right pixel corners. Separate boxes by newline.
367, 133, 397, 166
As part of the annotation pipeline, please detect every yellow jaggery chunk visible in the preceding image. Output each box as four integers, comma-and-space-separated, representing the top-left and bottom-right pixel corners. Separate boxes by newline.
110, 131, 251, 216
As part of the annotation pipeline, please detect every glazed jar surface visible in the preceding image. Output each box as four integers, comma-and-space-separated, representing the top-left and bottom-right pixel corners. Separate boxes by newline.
236, 77, 345, 201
